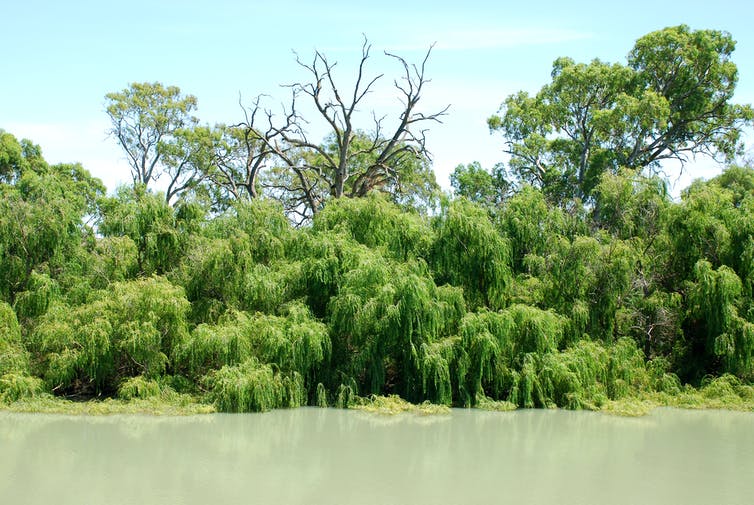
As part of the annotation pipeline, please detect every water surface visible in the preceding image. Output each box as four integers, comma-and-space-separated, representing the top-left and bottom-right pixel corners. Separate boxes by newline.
1, 408, 752, 504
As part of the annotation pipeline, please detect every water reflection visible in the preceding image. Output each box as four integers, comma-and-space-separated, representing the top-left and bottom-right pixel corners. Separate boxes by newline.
0, 408, 752, 505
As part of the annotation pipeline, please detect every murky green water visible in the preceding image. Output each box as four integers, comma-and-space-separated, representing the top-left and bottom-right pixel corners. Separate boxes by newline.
0, 408, 752, 504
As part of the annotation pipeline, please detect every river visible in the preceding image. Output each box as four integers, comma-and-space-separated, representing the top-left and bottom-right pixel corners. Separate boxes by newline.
1, 407, 752, 504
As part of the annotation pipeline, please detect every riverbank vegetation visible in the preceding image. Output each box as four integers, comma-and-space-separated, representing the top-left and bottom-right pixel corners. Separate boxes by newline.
2, 26, 754, 416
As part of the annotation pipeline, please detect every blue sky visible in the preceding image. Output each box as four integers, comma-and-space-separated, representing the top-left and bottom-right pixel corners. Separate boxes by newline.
2, 0, 753, 195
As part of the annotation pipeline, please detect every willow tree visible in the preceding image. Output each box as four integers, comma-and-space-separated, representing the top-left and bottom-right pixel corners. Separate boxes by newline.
685, 260, 754, 380
182, 302, 328, 412
30, 277, 191, 395
202, 357, 306, 412
496, 185, 575, 273
450, 305, 567, 406
0, 135, 104, 304
256, 39, 447, 223
698, 165, 754, 298
534, 234, 641, 343
175, 301, 329, 407
175, 199, 298, 322
312, 192, 433, 261
98, 186, 195, 276
489, 25, 753, 203
327, 247, 465, 400
431, 199, 512, 310
666, 178, 737, 283
0, 302, 29, 379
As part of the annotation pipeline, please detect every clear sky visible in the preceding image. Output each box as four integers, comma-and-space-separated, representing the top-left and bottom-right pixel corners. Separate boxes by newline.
2, 0, 753, 195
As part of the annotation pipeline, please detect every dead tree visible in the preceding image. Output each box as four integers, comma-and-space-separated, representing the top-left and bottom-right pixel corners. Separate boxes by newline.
260, 38, 449, 223
208, 95, 289, 204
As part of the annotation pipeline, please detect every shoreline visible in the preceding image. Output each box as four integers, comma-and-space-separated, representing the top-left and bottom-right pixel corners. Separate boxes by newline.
2, 390, 753, 417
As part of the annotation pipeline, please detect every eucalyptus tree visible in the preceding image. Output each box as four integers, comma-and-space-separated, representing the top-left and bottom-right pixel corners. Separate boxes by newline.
450, 161, 511, 213
489, 25, 753, 203
257, 39, 448, 223
0, 130, 46, 183
105, 82, 210, 203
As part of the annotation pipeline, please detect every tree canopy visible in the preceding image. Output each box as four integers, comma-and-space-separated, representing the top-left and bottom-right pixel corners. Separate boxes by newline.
2, 27, 754, 413
488, 25, 753, 203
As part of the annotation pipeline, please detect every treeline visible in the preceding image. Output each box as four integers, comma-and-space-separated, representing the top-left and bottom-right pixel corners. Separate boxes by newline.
1, 133, 753, 411
1, 25, 754, 412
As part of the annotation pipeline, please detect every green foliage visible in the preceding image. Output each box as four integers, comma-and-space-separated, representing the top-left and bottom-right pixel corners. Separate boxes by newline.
31, 277, 190, 394
0, 373, 45, 403
3, 30, 754, 415
13, 272, 60, 320
667, 181, 735, 279
0, 148, 104, 303
292, 230, 368, 318
685, 260, 754, 380
99, 186, 188, 276
315, 382, 328, 407
535, 234, 641, 343
175, 311, 255, 379
593, 171, 669, 240
0, 302, 29, 376
353, 394, 451, 415
328, 247, 465, 398
117, 376, 164, 400
419, 337, 456, 406
450, 161, 510, 211
313, 192, 433, 261
453, 305, 565, 406
489, 25, 753, 203
211, 198, 292, 264
177, 235, 299, 321
334, 383, 357, 409
497, 185, 574, 272
202, 358, 303, 412
502, 338, 651, 409
252, 302, 331, 379
175, 199, 298, 321
431, 199, 512, 309
105, 82, 200, 201
607, 337, 652, 398
89, 236, 140, 286
0, 130, 28, 183
174, 302, 330, 402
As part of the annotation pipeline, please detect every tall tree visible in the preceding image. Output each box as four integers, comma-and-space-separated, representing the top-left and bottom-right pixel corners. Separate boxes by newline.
450, 161, 511, 211
105, 82, 202, 202
205, 96, 287, 206
259, 38, 448, 223
489, 25, 753, 203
